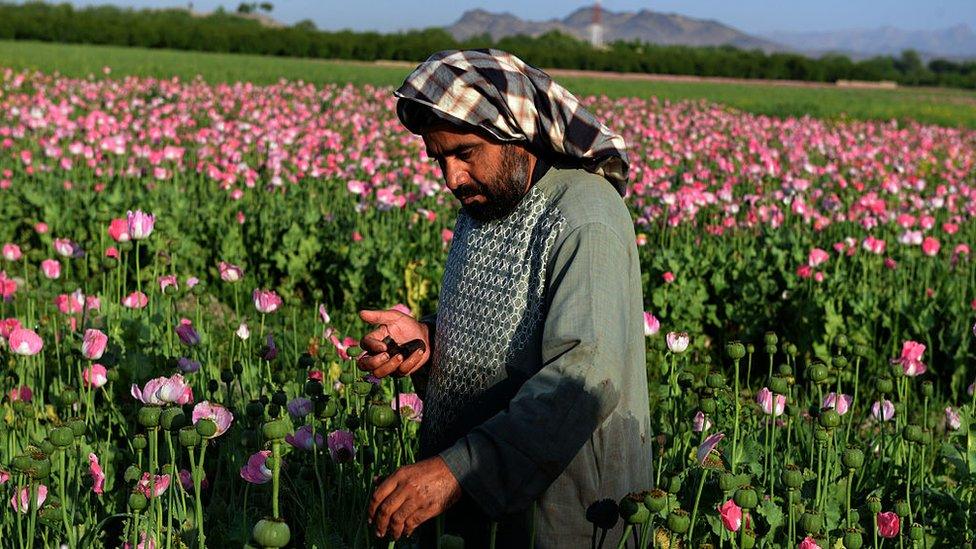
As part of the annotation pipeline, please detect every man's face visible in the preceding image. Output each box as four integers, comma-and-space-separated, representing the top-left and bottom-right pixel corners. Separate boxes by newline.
422, 126, 533, 222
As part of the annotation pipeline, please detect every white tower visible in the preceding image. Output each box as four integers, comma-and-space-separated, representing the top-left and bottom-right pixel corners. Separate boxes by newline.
589, 1, 604, 47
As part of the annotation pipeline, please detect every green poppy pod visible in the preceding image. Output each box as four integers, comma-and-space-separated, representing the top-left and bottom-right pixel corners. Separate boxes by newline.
352, 381, 373, 396
800, 511, 823, 535
160, 407, 186, 431
305, 380, 323, 397
719, 473, 738, 492
832, 355, 849, 369
734, 487, 759, 509
60, 388, 79, 407
667, 509, 691, 534
367, 404, 396, 429
68, 418, 87, 438
921, 381, 934, 399
262, 418, 291, 441
12, 454, 32, 473
618, 492, 650, 524
49, 426, 74, 448
842, 447, 864, 469
339, 372, 356, 385
894, 500, 911, 518
866, 496, 881, 514
179, 426, 201, 448
132, 434, 148, 450
781, 466, 804, 489
778, 363, 793, 376
137, 406, 161, 428
706, 373, 726, 389
124, 465, 142, 483
665, 475, 682, 494
316, 396, 338, 419
844, 527, 864, 546
726, 342, 746, 360
701, 397, 718, 415
902, 424, 924, 443
764, 332, 778, 346
128, 492, 149, 511
769, 376, 790, 395
834, 335, 849, 349
246, 400, 265, 419
909, 523, 923, 541
644, 489, 668, 513
808, 363, 829, 384
764, 344, 777, 355
819, 409, 841, 429
195, 419, 218, 438
876, 376, 894, 394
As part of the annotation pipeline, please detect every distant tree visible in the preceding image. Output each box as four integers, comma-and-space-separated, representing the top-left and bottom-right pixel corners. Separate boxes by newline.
294, 19, 316, 32
259, 2, 273, 12
236, 3, 254, 14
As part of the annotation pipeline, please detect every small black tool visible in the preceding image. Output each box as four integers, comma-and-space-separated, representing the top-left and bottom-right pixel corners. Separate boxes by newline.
381, 336, 426, 360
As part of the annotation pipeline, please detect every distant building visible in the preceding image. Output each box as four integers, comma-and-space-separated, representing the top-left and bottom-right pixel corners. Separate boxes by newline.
588, 1, 604, 47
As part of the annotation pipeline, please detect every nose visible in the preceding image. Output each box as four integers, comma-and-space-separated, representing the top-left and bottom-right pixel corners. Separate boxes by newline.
442, 160, 470, 192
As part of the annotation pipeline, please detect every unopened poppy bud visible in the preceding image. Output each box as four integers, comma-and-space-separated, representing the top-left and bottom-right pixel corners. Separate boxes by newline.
701, 397, 717, 415
677, 372, 695, 389
207, 379, 219, 394
745, 343, 755, 354
786, 343, 798, 356
667, 509, 691, 533
160, 407, 186, 431
233, 361, 244, 375
842, 447, 864, 469
718, 473, 738, 492
814, 426, 830, 442
262, 417, 291, 441
665, 475, 682, 494
734, 486, 759, 510
60, 388, 78, 407
902, 424, 924, 443
801, 510, 823, 534
726, 341, 746, 360
49, 426, 74, 448
778, 363, 793, 376
764, 332, 778, 346
921, 381, 933, 399
128, 492, 149, 511
133, 434, 148, 450
844, 529, 864, 549
866, 496, 881, 514
220, 369, 234, 384
618, 492, 650, 524
894, 499, 910, 517
124, 465, 142, 483
137, 407, 161, 428
179, 426, 201, 448
834, 334, 849, 349
832, 355, 848, 369
706, 373, 726, 389
909, 523, 923, 541
246, 400, 264, 419
644, 489, 668, 513
809, 363, 829, 384
770, 376, 790, 395
764, 344, 777, 355
352, 380, 373, 395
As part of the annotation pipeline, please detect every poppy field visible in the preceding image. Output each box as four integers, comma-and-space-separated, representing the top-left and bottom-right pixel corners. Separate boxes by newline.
0, 62, 975, 549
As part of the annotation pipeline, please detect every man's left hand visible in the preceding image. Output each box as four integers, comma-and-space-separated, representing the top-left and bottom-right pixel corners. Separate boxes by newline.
368, 456, 462, 540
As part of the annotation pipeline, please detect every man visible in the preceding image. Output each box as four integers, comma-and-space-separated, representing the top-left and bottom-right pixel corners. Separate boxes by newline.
357, 49, 652, 548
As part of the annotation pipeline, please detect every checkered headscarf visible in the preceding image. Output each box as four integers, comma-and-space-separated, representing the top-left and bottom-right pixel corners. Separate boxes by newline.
394, 49, 630, 195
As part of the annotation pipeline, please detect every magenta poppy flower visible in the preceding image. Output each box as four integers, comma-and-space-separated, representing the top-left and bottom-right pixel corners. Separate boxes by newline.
88, 453, 105, 495
136, 473, 170, 498
127, 210, 155, 240
666, 331, 689, 353
240, 450, 273, 484
40, 258, 61, 279
807, 248, 829, 267
0, 469, 9, 484
921, 236, 940, 257
252, 288, 282, 313
392, 393, 424, 422
174, 319, 200, 346
286, 424, 324, 451
798, 536, 822, 549
7, 386, 31, 402
822, 392, 853, 415
2, 243, 21, 261
122, 291, 149, 309
8, 327, 43, 356
877, 511, 900, 538
179, 469, 207, 492
945, 406, 962, 430
696, 432, 725, 465
718, 499, 742, 532
219, 261, 244, 282
83, 363, 108, 388
891, 340, 926, 376
10, 484, 47, 513
0, 271, 16, 301
0, 317, 22, 339
82, 328, 108, 360
327, 430, 356, 463
191, 401, 233, 437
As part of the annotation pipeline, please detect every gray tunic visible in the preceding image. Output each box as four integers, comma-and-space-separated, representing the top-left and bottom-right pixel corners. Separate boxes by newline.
415, 165, 652, 548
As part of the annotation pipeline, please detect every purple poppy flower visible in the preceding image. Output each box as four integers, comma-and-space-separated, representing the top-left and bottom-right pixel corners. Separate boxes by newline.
287, 397, 313, 418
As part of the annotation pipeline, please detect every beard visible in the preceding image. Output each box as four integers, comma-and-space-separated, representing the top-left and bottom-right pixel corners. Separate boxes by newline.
460, 144, 531, 222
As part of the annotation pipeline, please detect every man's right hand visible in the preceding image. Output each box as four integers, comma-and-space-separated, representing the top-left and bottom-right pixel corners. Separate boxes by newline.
357, 309, 432, 378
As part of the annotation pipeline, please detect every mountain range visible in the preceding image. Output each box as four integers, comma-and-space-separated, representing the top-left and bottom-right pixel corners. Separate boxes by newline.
444, 7, 976, 60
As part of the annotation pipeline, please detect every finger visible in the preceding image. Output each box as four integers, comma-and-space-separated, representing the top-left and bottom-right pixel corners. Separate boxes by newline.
359, 331, 390, 354
356, 352, 390, 372
372, 354, 404, 378
368, 475, 400, 519
359, 309, 402, 325
373, 489, 410, 538
389, 506, 415, 540
395, 349, 427, 377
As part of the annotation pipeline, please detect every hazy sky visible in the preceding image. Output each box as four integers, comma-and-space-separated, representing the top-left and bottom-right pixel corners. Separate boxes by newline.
39, 1, 976, 34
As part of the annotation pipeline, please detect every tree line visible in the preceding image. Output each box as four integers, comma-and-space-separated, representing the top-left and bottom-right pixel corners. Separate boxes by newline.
0, 2, 973, 89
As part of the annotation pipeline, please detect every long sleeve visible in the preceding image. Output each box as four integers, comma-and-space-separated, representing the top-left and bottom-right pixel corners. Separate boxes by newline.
438, 221, 634, 518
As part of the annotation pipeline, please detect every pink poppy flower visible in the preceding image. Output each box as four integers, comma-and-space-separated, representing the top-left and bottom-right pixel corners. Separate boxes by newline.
662, 271, 675, 283
921, 237, 940, 257
328, 332, 358, 361
308, 370, 324, 382
174, 319, 201, 347
131, 376, 169, 406
252, 288, 282, 314
718, 499, 742, 532
88, 453, 105, 494
82, 328, 108, 360
158, 275, 178, 293
798, 536, 822, 549
2, 243, 21, 261
0, 271, 16, 301
41, 259, 61, 279
807, 248, 829, 267
127, 210, 155, 240
122, 291, 149, 309
156, 374, 193, 405
692, 410, 711, 432
441, 228, 454, 245
0, 317, 22, 339
286, 424, 324, 451
108, 218, 130, 242
318, 304, 331, 324
9, 328, 43, 355
179, 469, 207, 492
945, 406, 962, 430
136, 473, 170, 498
10, 484, 47, 513
191, 401, 233, 437
53, 238, 76, 258
871, 400, 895, 422
757, 387, 786, 416
83, 363, 108, 388
122, 532, 156, 549
697, 432, 725, 465
891, 340, 926, 376
392, 393, 424, 422
327, 430, 356, 463
105, 247, 120, 260
822, 392, 853, 415
219, 261, 244, 282
0, 469, 9, 484
666, 331, 689, 353
236, 322, 250, 340
8, 386, 32, 402
643, 312, 660, 336
34, 222, 48, 234
240, 450, 273, 484
877, 511, 899, 538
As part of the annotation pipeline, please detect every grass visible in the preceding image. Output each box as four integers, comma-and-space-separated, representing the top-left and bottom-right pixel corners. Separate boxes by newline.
1, 40, 975, 128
